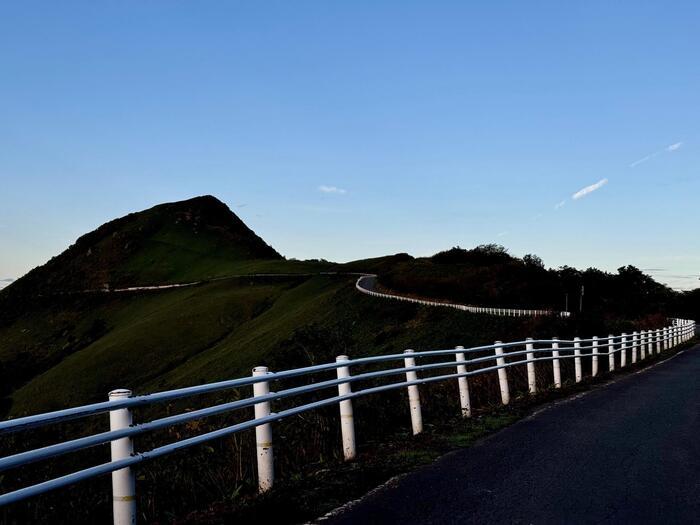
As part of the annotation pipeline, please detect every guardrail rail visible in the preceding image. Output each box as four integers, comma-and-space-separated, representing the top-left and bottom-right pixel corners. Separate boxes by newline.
355, 275, 571, 317
0, 318, 695, 524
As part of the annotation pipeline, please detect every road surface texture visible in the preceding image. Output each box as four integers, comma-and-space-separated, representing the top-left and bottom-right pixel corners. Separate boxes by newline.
325, 344, 700, 525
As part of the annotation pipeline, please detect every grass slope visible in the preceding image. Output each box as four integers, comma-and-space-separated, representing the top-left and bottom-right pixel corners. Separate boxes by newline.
4, 272, 572, 416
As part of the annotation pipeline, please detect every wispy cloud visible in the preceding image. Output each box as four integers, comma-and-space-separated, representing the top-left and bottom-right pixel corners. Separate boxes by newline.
497, 231, 508, 237
629, 153, 657, 168
572, 178, 608, 200
629, 141, 683, 167
0, 278, 13, 282
236, 203, 247, 208
318, 185, 347, 195
554, 200, 566, 210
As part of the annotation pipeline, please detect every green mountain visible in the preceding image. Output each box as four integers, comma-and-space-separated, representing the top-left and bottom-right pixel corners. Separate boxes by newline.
0, 197, 539, 417
2, 195, 281, 298
3, 196, 691, 418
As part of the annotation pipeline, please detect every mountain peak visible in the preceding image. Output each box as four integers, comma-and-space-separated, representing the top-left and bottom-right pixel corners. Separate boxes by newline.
3, 196, 282, 298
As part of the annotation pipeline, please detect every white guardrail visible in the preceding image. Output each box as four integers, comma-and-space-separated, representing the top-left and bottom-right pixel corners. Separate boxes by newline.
0, 319, 695, 523
355, 275, 571, 317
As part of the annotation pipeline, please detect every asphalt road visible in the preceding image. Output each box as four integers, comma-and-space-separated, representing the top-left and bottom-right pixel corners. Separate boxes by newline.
325, 344, 700, 524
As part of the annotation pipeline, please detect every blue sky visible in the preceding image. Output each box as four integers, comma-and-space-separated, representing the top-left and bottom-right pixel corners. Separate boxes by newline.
1, 2, 699, 290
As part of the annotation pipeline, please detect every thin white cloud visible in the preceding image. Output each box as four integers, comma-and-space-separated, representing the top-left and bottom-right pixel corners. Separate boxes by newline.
497, 231, 508, 237
629, 153, 656, 168
318, 185, 347, 195
554, 200, 566, 210
629, 141, 683, 167
572, 178, 608, 200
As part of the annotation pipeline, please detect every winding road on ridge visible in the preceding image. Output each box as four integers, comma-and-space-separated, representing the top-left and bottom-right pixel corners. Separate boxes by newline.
323, 334, 700, 524
81, 272, 566, 317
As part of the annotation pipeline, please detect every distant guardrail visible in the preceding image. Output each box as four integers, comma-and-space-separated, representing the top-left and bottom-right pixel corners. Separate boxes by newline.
356, 275, 571, 317
0, 319, 695, 523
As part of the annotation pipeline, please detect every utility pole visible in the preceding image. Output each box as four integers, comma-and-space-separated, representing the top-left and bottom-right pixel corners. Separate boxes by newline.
579, 285, 584, 313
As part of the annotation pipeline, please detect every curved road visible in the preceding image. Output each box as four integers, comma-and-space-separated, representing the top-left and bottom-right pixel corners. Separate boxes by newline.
325, 342, 700, 524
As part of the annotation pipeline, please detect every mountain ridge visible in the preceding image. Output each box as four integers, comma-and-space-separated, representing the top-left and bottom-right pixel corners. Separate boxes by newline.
1, 195, 281, 301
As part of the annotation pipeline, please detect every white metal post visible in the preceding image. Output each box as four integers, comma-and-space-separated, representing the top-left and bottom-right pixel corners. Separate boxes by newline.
574, 337, 582, 383
663, 327, 669, 351
526, 338, 537, 394
656, 328, 661, 354
552, 338, 562, 388
252, 366, 274, 492
669, 326, 674, 348
620, 333, 627, 368
494, 342, 510, 405
646, 330, 652, 357
455, 346, 471, 418
592, 336, 599, 377
109, 389, 136, 525
631, 332, 638, 364
640, 331, 646, 360
336, 356, 356, 461
608, 335, 615, 372
404, 350, 423, 435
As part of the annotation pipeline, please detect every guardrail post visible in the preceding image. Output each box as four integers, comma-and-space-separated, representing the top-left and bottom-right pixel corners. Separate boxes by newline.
552, 338, 562, 388
252, 366, 274, 492
631, 332, 638, 364
455, 346, 472, 418
640, 330, 646, 360
669, 326, 673, 349
608, 335, 615, 372
574, 337, 582, 383
494, 342, 510, 405
109, 389, 136, 525
526, 338, 537, 394
646, 330, 652, 357
592, 336, 599, 377
336, 356, 356, 461
403, 350, 423, 435
663, 327, 668, 351
655, 329, 660, 354
621, 333, 627, 368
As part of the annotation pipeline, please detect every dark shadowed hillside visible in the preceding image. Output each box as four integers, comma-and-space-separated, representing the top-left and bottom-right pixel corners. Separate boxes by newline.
379, 245, 682, 319
0, 195, 281, 303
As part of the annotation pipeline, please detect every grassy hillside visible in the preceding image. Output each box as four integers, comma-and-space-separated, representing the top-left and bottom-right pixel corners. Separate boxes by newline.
0, 196, 285, 312
1, 199, 690, 416
3, 272, 573, 416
